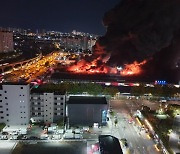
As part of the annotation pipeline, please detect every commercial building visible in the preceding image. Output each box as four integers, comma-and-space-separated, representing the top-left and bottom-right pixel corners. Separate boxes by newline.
0, 83, 30, 126
0, 31, 14, 52
30, 92, 66, 123
67, 96, 108, 126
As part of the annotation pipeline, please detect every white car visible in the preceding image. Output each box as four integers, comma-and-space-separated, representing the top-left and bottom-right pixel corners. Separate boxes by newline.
159, 99, 167, 103
1, 135, 8, 140
10, 131, 18, 135
10, 136, 18, 140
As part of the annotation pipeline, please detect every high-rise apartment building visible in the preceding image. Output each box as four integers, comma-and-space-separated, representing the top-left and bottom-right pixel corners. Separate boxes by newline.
0, 83, 30, 126
0, 84, 66, 126
0, 31, 14, 53
60, 35, 97, 51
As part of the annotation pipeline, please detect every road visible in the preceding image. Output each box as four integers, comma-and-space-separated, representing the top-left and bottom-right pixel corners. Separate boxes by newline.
2, 51, 78, 83
169, 115, 180, 154
0, 140, 17, 154
3, 52, 60, 83
110, 99, 162, 154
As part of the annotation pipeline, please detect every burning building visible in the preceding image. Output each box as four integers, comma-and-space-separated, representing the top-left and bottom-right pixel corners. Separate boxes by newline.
67, 0, 180, 83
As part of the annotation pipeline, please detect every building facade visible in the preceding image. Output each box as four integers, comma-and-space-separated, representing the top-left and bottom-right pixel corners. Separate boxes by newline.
30, 92, 66, 123
0, 84, 66, 126
0, 84, 30, 126
67, 96, 108, 126
60, 35, 96, 51
0, 31, 14, 53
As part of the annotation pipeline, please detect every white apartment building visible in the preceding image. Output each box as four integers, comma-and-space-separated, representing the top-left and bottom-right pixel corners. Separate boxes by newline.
0, 31, 14, 53
30, 92, 66, 123
0, 84, 66, 126
0, 83, 30, 126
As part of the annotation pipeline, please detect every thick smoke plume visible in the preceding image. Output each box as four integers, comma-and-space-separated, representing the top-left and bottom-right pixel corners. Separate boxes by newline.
94, 0, 180, 82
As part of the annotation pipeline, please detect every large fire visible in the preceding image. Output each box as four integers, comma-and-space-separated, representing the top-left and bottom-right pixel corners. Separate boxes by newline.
67, 58, 109, 74
67, 56, 146, 76
120, 60, 147, 76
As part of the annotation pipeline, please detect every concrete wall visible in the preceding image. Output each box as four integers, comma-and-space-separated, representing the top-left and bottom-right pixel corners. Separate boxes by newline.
67, 104, 107, 126
0, 84, 30, 126
30, 93, 66, 123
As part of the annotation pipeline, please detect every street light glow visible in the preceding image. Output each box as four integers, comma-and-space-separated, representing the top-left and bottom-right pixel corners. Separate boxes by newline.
144, 119, 153, 131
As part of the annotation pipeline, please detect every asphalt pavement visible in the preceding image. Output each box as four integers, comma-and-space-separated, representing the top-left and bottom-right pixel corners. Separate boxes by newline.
169, 115, 180, 154
110, 99, 162, 154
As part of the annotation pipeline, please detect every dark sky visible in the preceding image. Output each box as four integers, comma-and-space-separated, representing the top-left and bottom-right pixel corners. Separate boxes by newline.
0, 0, 120, 35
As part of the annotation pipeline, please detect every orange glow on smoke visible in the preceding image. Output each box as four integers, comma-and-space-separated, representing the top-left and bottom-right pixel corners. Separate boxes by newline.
120, 60, 147, 76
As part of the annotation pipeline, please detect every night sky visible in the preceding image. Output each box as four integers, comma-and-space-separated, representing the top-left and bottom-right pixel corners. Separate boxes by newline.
0, 0, 120, 35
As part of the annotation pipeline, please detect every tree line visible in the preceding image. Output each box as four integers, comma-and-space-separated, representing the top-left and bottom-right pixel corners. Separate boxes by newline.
131, 84, 179, 97
32, 82, 119, 96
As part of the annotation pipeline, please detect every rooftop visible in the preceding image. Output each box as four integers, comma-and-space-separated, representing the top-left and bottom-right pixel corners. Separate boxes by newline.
68, 96, 107, 104
0, 82, 29, 89
30, 84, 66, 95
98, 135, 123, 154
1, 82, 29, 85
31, 92, 66, 95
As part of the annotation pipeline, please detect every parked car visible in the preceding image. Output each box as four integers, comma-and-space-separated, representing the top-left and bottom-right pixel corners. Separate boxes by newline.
2, 132, 8, 135
22, 135, 28, 140
159, 99, 167, 103
10, 136, 18, 140
10, 131, 18, 135
1, 135, 8, 140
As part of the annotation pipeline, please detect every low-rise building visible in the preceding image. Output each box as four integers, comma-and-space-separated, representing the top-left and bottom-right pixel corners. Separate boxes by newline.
67, 96, 108, 127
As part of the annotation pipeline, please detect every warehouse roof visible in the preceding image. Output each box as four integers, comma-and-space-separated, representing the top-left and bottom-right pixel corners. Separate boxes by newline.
68, 96, 107, 104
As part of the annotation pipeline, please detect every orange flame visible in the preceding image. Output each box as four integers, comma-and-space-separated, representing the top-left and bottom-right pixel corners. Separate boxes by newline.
120, 60, 147, 76
67, 56, 147, 76
67, 58, 109, 74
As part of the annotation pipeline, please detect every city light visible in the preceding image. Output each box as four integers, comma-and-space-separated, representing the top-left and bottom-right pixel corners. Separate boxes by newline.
0, 0, 179, 153
136, 117, 142, 126
154, 144, 160, 151
144, 119, 153, 131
